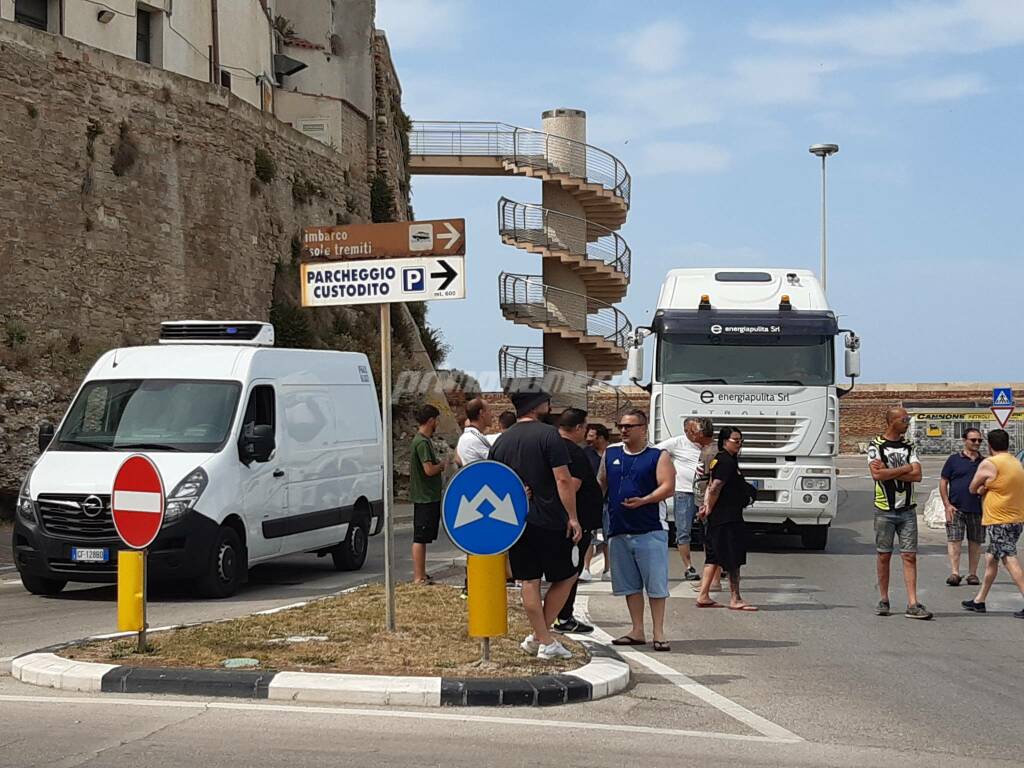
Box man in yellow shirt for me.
[963,429,1024,618]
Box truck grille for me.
[696,414,805,452]
[37,494,116,540]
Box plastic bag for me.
[922,488,946,530]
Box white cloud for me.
[892,72,989,102]
[728,57,844,104]
[636,142,731,175]
[750,0,1024,58]
[375,0,464,51]
[619,21,689,74]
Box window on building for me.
[136,7,152,63]
[219,69,233,91]
[14,0,48,31]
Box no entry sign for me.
[112,455,166,549]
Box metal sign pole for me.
[381,303,396,632]
[139,549,148,653]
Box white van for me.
[12,321,384,598]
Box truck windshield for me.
[657,338,834,386]
[54,379,242,453]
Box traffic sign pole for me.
[467,553,508,662]
[381,303,396,632]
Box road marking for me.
[0,695,799,744]
[575,597,804,743]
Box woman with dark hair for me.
[695,427,758,610]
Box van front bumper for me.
[12,513,219,585]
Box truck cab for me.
[629,269,860,550]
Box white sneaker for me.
[579,569,593,582]
[520,634,539,655]
[601,571,612,581]
[537,640,572,660]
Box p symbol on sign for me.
[403,267,425,292]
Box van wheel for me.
[332,519,368,571]
[197,526,245,598]
[20,572,67,596]
[801,525,829,551]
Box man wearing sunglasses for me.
[868,407,932,620]
[939,428,985,587]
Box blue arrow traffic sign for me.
[993,387,1014,406]
[442,460,528,556]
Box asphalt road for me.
[3,457,1023,767]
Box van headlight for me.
[165,468,208,523]
[800,477,831,491]
[17,472,37,524]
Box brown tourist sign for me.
[302,219,466,260]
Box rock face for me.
[0,21,430,514]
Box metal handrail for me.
[498,346,633,421]
[410,121,631,207]
[498,272,631,349]
[497,198,631,281]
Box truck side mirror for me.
[38,422,55,454]
[844,347,861,380]
[239,423,275,464]
[627,345,644,383]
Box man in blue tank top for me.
[598,409,676,651]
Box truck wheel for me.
[197,526,245,598]
[20,572,67,596]
[332,519,368,571]
[801,525,829,551]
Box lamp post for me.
[809,143,839,293]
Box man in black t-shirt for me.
[489,382,583,661]
[552,408,603,634]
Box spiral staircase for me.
[409,112,633,420]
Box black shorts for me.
[413,501,441,544]
[705,521,747,572]
[508,522,577,583]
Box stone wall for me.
[371,31,411,220]
[0,21,374,510]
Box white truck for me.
[628,269,860,550]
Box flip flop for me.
[729,604,759,612]
[612,635,647,646]
[652,641,671,652]
[695,600,724,608]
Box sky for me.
[375,0,1024,385]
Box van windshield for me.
[54,380,242,453]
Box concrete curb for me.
[10,639,629,707]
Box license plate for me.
[71,547,109,563]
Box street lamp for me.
[809,143,839,293]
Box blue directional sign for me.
[993,388,1014,406]
[442,460,528,556]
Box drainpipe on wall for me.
[210,0,220,85]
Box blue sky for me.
[376,0,1024,385]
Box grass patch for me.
[63,584,585,678]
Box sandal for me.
[695,600,724,608]
[611,635,646,646]
[966,575,980,586]
[652,640,671,652]
[946,574,962,587]
[729,604,759,612]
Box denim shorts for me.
[874,507,918,554]
[674,492,697,545]
[986,523,1023,559]
[609,529,670,598]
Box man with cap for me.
[489,379,583,661]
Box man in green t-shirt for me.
[410,404,447,584]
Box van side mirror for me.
[239,423,275,464]
[844,347,861,379]
[38,422,55,454]
[627,345,644,383]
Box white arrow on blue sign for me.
[442,460,528,556]
[993,388,1014,406]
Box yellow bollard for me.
[117,550,145,632]
[466,553,508,639]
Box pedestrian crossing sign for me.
[993,388,1014,406]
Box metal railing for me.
[498,346,633,421]
[498,272,631,349]
[497,198,631,281]
[410,121,631,207]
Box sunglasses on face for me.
[729,437,744,444]
[617,423,646,431]
[966,438,982,443]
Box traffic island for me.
[11,584,630,706]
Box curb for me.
[10,639,629,707]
